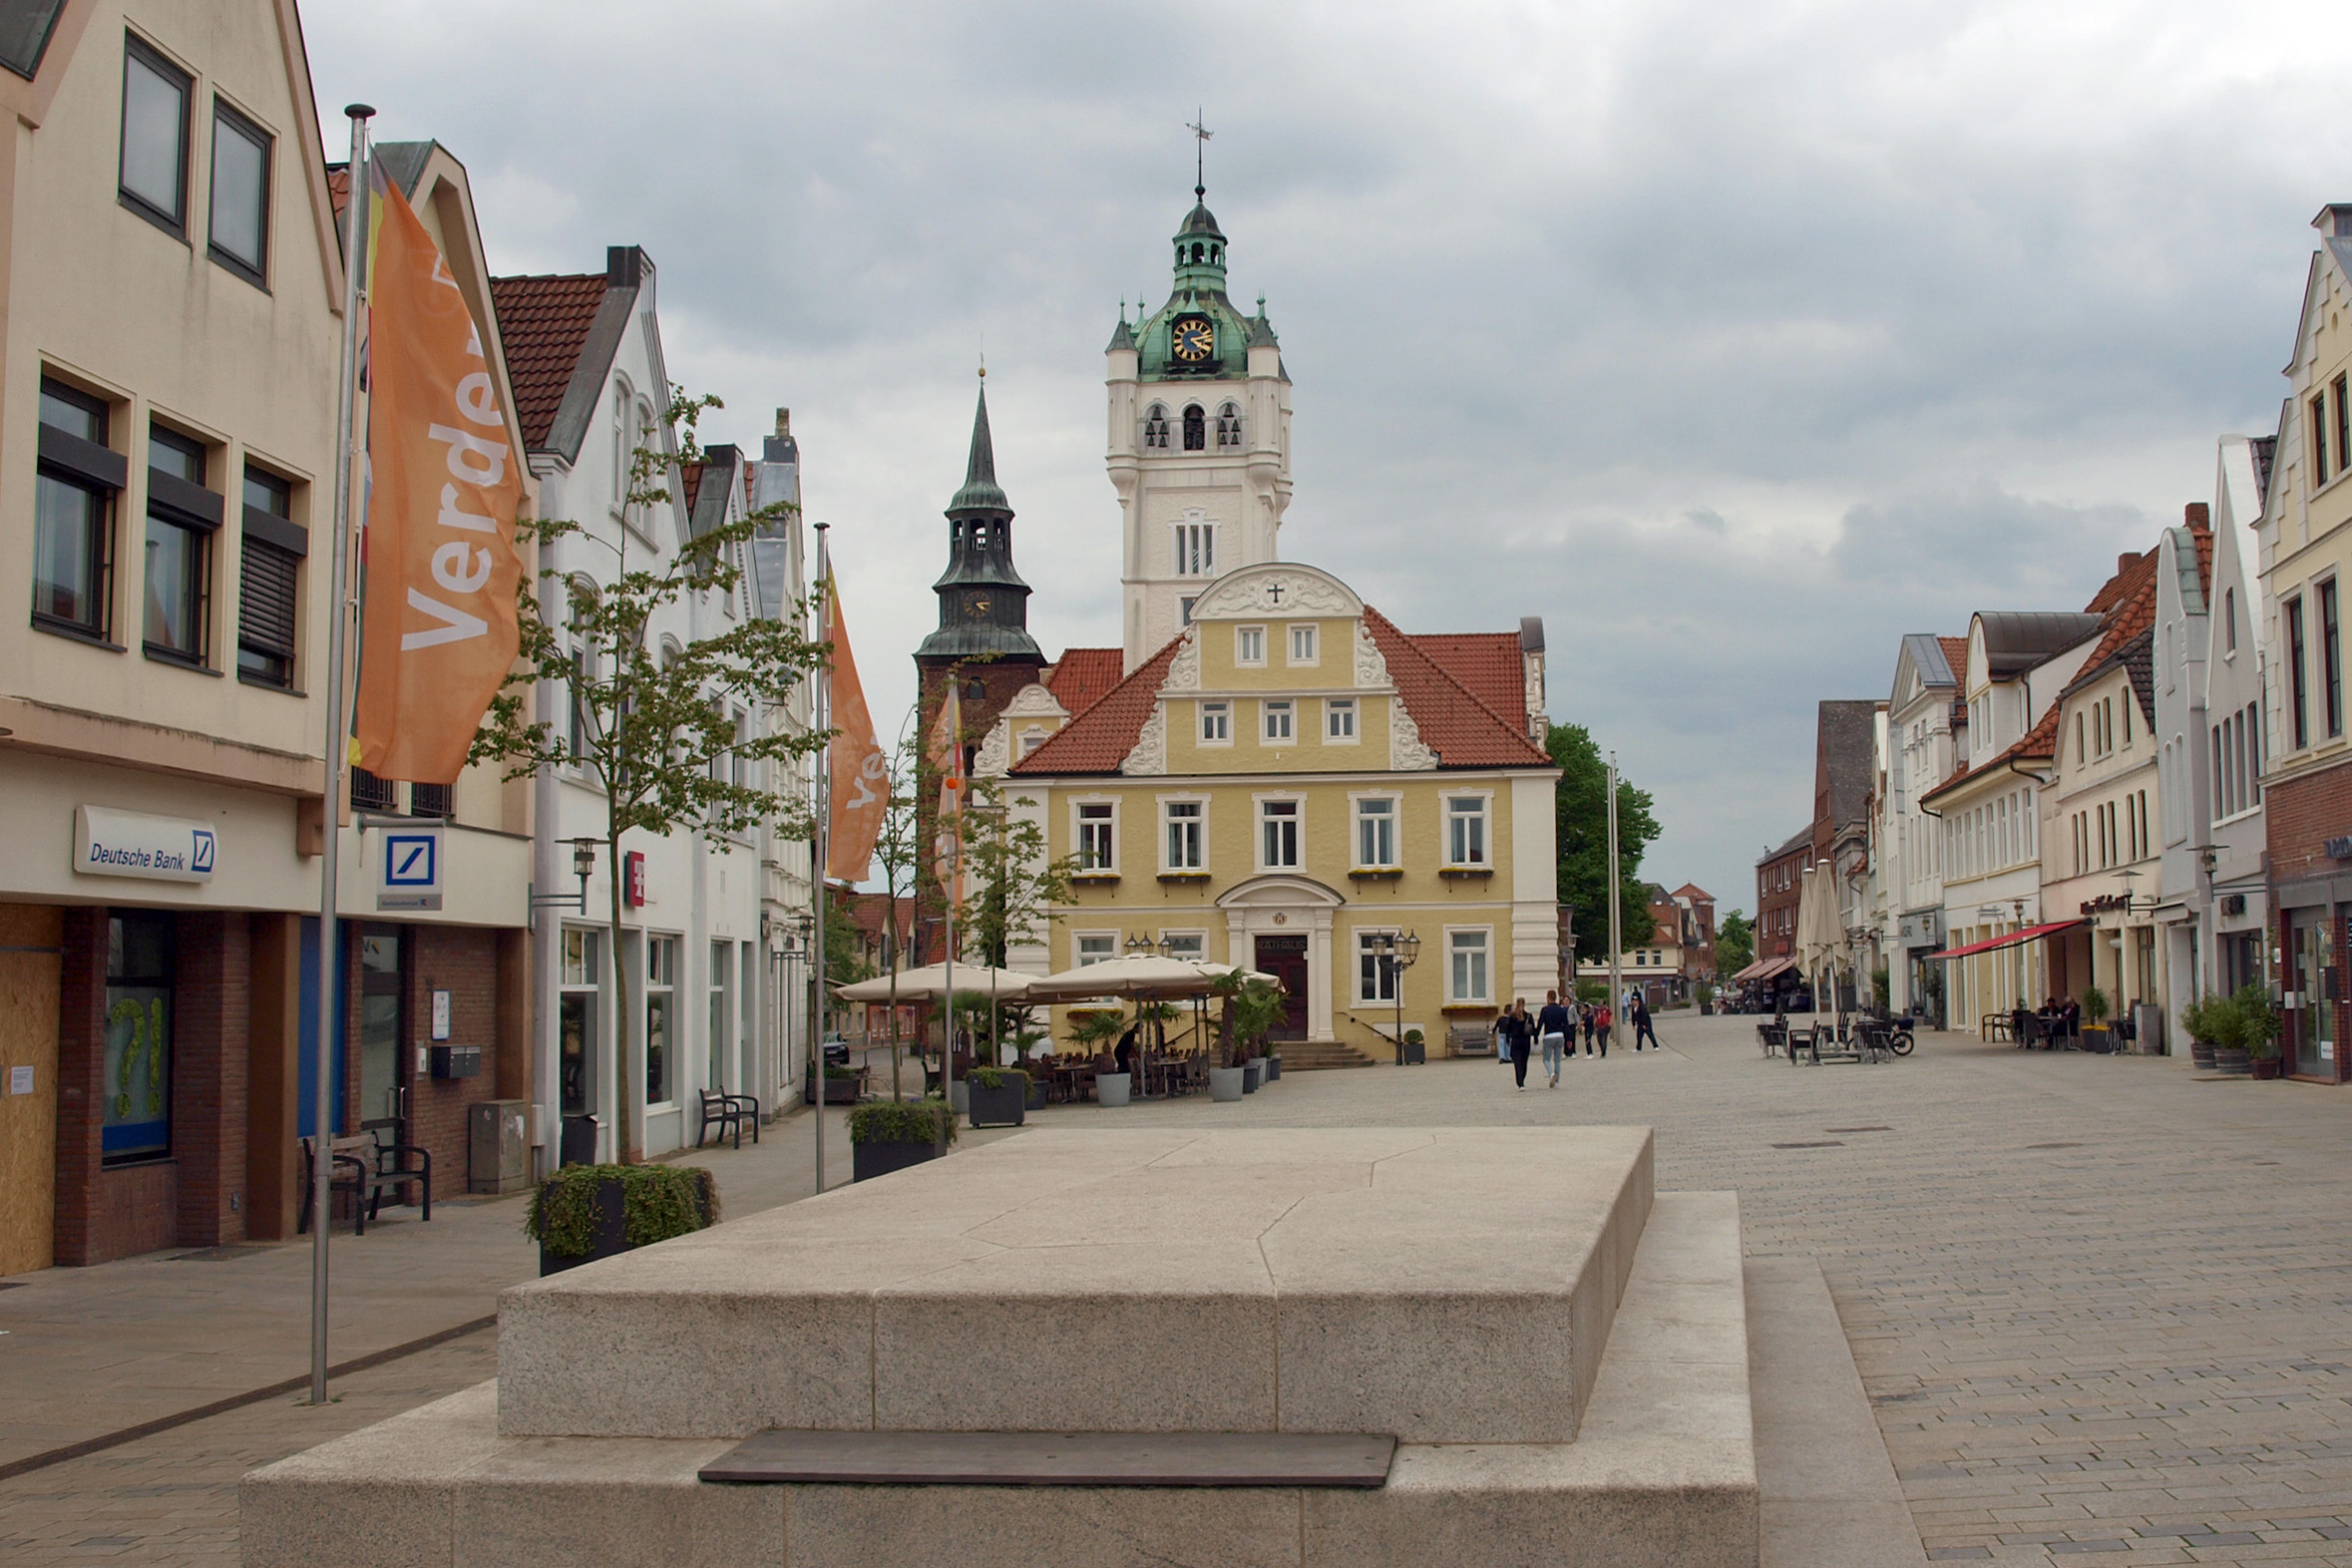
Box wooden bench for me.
[297,1129,431,1236]
[696,1088,762,1150]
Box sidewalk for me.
[0,1099,863,1472]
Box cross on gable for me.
[1266,581,1286,604]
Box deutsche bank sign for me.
[376,825,444,912]
[75,805,217,883]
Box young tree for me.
[472,390,829,1164]
[867,737,924,1099]
[1715,910,1755,980]
[960,775,1078,970]
[1545,721,1661,965]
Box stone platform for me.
[242,1128,1756,1567]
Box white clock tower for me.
[1105,186,1294,672]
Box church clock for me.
[1170,315,1214,363]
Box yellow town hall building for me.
[923,184,1561,1059]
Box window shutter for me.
[237,535,297,661]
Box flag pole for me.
[312,103,373,1408]
[812,524,831,1196]
[1607,750,1623,1036]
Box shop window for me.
[103,910,173,1164]
[646,935,677,1107]
[560,929,598,1117]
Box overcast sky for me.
[308,0,2347,913]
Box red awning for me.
[1923,919,2086,961]
[1730,956,1795,983]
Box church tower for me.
[1106,183,1294,672]
[916,378,1047,752]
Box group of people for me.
[1494,988,1663,1088]
[2015,995,2082,1048]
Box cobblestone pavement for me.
[6,1017,2350,1565]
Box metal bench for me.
[696,1087,762,1149]
[298,1127,431,1236]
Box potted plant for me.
[2181,992,2220,1071]
[849,1096,957,1182]
[525,1162,718,1277]
[2238,983,2282,1079]
[1210,975,1284,1101]
[1401,1026,1426,1065]
[1065,1006,1129,1104]
[1696,982,1716,1016]
[2080,986,2112,1053]
[804,1060,861,1104]
[966,1066,1029,1127]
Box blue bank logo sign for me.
[75,805,217,883]
[376,825,444,912]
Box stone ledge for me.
[241,1189,1752,1568]
[497,1127,1654,1445]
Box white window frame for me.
[1235,624,1266,666]
[644,933,680,1109]
[1325,697,1358,741]
[1162,796,1207,872]
[1199,700,1231,745]
[1073,797,1118,873]
[1446,927,1492,1004]
[1258,795,1303,871]
[1172,518,1215,577]
[1353,793,1398,869]
[1444,791,1493,868]
[1262,699,1294,744]
[1161,931,1207,960]
[1357,928,1401,1003]
[1288,623,1319,665]
[1074,931,1118,968]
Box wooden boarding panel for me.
[700,1429,1395,1488]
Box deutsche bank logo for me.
[191,829,215,874]
[385,834,437,886]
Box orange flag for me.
[824,575,888,882]
[926,682,965,905]
[354,166,526,784]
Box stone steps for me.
[1275,1041,1378,1069]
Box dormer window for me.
[1143,405,1169,450]
[1216,403,1241,448]
[1182,404,1206,451]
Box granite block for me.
[783,1482,1303,1568]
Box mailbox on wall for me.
[430,1044,483,1080]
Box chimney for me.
[2314,204,2352,238]
[2184,502,2209,530]
[775,408,791,438]
[2119,552,2140,578]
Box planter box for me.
[2251,1056,2283,1080]
[853,1139,942,1183]
[2189,1040,2216,1070]
[804,1076,860,1105]
[968,1081,1026,1128]
[1265,1056,1282,1080]
[2213,1046,2252,1077]
[1208,1066,1245,1102]
[1402,1037,1426,1065]
[1242,1060,1263,1093]
[538,1177,627,1277]
[1024,1076,1050,1111]
[1095,1071,1131,1107]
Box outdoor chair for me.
[696,1087,759,1149]
[298,1128,431,1236]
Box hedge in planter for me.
[967,1066,1028,1127]
[805,1062,862,1104]
[525,1162,719,1276]
[849,1097,958,1182]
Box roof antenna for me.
[1186,110,1212,199]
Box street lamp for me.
[1370,931,1421,1064]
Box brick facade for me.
[2265,759,2352,1084]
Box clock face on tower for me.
[965,595,991,618]
[1170,315,1214,363]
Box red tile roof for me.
[680,462,703,515]
[488,272,608,450]
[1408,631,1526,730]
[1937,635,1970,684]
[327,164,351,224]
[1672,883,1715,902]
[1364,607,1551,767]
[1044,647,1124,720]
[1013,638,1185,773]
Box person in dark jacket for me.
[1632,993,1661,1051]
[1580,999,1597,1055]
[1501,1000,1535,1089]
[1537,990,1573,1086]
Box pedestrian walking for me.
[1502,999,1535,1089]
[1633,992,1661,1052]
[1593,1000,1612,1057]
[1580,998,1597,1055]
[1537,989,1572,1086]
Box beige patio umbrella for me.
[1024,957,1279,1079]
[1794,863,1842,1021]
[834,964,1032,1002]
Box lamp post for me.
[1371,931,1421,1064]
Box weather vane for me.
[1186,110,1212,198]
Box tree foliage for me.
[1715,910,1755,980]
[471,389,830,1162]
[959,775,1079,970]
[1545,722,1661,964]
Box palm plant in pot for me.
[2180,991,2221,1071]
[2080,985,2112,1052]
[848,1096,957,1182]
[2237,982,2282,1079]
[1065,1005,1129,1104]
[1211,974,1285,1101]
